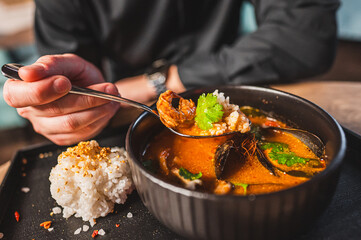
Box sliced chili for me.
[92,230,98,238]
[14,211,20,222]
[40,221,52,229]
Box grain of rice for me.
[52,207,61,214]
[98,229,106,236]
[127,212,133,218]
[74,228,81,235]
[83,225,89,232]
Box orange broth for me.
[143,112,325,195]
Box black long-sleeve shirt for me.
[34,0,339,88]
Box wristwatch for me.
[146,59,169,96]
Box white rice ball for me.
[49,140,134,225]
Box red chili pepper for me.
[92,230,98,238]
[14,211,20,222]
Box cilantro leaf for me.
[259,141,310,167]
[179,167,202,180]
[195,93,224,130]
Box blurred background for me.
[0,0,360,165]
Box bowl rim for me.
[126,85,347,200]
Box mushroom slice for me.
[171,168,202,190]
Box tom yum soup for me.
[142,90,326,195]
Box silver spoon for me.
[2,63,236,139]
[1,63,326,152]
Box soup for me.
[142,106,326,195]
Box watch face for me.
[149,72,166,84]
[146,59,169,95]
[147,72,167,95]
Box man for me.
[3,0,339,145]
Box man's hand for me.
[3,54,120,145]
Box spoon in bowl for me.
[1,63,326,153]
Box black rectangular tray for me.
[0,126,360,240]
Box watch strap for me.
[146,59,169,95]
[147,71,168,95]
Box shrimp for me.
[156,90,196,129]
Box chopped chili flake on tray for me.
[92,230,98,238]
[14,211,20,222]
[40,221,52,229]
[115,224,120,227]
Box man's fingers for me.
[45,117,111,146]
[29,83,120,117]
[30,102,119,135]
[3,76,71,108]
[18,54,104,86]
[17,64,46,81]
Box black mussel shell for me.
[255,144,278,176]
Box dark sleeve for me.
[177,0,340,88]
[34,0,102,69]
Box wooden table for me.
[1,81,360,184]
[272,81,361,135]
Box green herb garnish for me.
[195,93,224,130]
[179,167,202,180]
[233,182,249,195]
[259,142,310,167]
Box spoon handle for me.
[1,63,156,116]
[69,85,155,114]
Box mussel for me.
[255,144,278,176]
[214,126,325,179]
[214,132,258,179]
[256,128,326,178]
[256,150,325,178]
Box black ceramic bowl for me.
[126,86,346,240]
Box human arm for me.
[177,0,340,88]
[34,0,185,104]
